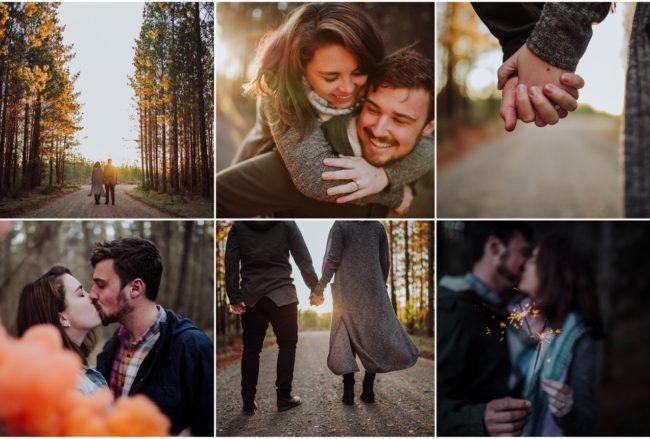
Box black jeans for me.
[105,184,115,205]
[240,297,298,403]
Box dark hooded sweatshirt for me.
[225,221,319,307]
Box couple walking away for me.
[474,3,650,217]
[217,2,435,218]
[90,158,118,205]
[15,237,214,436]
[437,223,604,436]
[225,221,419,415]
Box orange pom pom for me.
[107,395,171,436]
[21,324,64,352]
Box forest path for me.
[217,331,434,437]
[25,184,172,218]
[437,115,622,218]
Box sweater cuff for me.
[526,3,609,71]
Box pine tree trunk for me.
[193,2,210,197]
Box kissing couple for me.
[225,221,419,415]
[15,237,214,436]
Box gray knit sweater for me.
[232,97,434,209]
[526,3,610,71]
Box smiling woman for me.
[216,2,435,218]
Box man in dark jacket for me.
[437,222,534,436]
[225,221,318,415]
[90,238,213,436]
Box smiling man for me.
[90,237,214,436]
[216,47,435,218]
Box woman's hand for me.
[321,155,389,203]
[230,303,246,315]
[498,44,582,127]
[542,379,574,417]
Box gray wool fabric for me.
[313,221,419,375]
[526,3,610,71]
[625,4,650,217]
[230,97,434,209]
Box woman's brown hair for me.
[248,3,384,136]
[535,235,605,338]
[16,265,95,363]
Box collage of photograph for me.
[2,1,650,438]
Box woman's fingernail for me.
[544,84,555,93]
[529,86,540,97]
[517,84,526,94]
[561,73,570,83]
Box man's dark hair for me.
[470,222,534,263]
[371,46,435,123]
[90,237,163,301]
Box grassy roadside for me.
[0,186,79,217]
[124,186,213,218]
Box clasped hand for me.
[309,292,324,306]
[498,44,585,131]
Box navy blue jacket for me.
[97,309,214,436]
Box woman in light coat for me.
[311,221,419,405]
[90,162,104,205]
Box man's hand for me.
[322,155,389,203]
[542,379,573,418]
[230,303,246,315]
[391,185,413,216]
[498,44,583,128]
[309,293,324,306]
[484,397,531,436]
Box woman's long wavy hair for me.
[16,265,96,364]
[534,235,605,338]
[247,3,384,137]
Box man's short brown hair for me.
[371,47,435,123]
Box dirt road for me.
[25,184,172,218]
[437,115,622,218]
[216,331,434,437]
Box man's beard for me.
[496,264,520,291]
[99,288,134,326]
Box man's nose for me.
[372,116,389,138]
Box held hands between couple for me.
[498,44,585,132]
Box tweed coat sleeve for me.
[261,99,407,208]
[286,221,319,290]
[527,3,610,71]
[314,222,344,296]
[224,224,244,304]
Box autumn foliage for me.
[0,323,170,436]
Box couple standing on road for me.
[90,158,118,205]
[224,221,419,416]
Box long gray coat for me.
[314,221,419,375]
[90,167,104,196]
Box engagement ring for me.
[353,180,361,191]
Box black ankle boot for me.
[360,372,376,403]
[342,373,355,405]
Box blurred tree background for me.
[216,2,435,169]
[0,220,214,364]
[437,221,650,435]
[217,220,434,358]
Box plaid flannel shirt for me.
[109,306,166,397]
